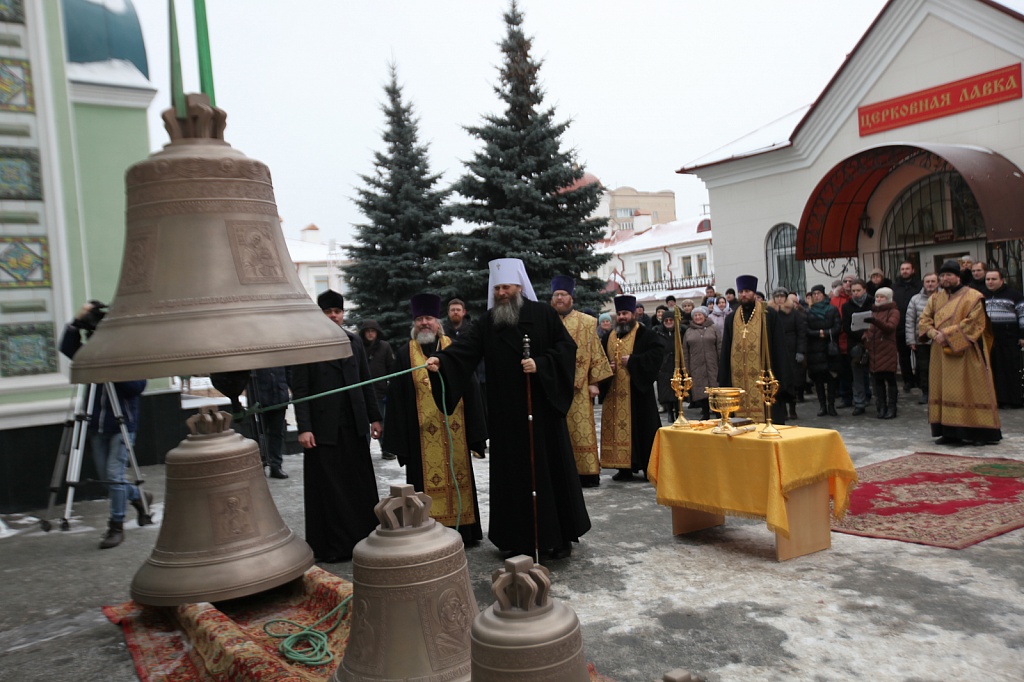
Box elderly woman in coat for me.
[864,286,900,419]
[682,306,721,420]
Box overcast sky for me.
[132,0,889,245]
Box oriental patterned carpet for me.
[831,452,1024,549]
[103,566,616,681]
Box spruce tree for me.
[446,0,610,314]
[345,64,450,342]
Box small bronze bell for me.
[335,485,476,682]
[130,406,313,605]
[471,555,589,681]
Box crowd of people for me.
[287,255,1022,563]
[69,253,1017,559]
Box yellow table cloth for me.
[648,425,858,537]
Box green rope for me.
[263,595,351,666]
[234,363,464,531]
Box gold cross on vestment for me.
[742,327,749,339]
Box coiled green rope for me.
[262,594,352,665]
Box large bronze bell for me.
[69,93,350,385]
[131,406,313,605]
[471,555,589,681]
[335,485,476,682]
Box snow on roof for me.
[680,106,808,171]
[680,1,1024,173]
[597,216,711,255]
[286,237,332,263]
[65,58,152,90]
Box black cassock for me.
[431,299,591,554]
[290,331,381,562]
[718,302,792,425]
[384,340,487,544]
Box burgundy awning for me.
[796,143,1024,260]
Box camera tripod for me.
[40,382,152,532]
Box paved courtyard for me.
[1,389,1022,681]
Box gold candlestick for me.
[756,303,782,438]
[670,307,693,429]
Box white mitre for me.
[487,258,537,309]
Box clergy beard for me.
[411,326,438,348]
[615,320,636,336]
[492,291,524,328]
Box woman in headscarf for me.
[682,306,721,420]
[654,311,679,421]
[710,295,729,334]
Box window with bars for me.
[765,223,805,294]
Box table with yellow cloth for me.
[648,425,858,560]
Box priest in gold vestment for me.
[599,295,666,482]
[717,275,791,425]
[550,276,612,488]
[383,293,486,545]
[918,260,1001,445]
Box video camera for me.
[76,300,108,332]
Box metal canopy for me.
[796,143,1024,260]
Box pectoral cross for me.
[742,327,749,339]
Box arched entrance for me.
[796,144,1024,284]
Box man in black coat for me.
[599,295,666,481]
[426,258,590,561]
[718,275,791,425]
[891,260,923,391]
[384,293,487,545]
[358,319,396,460]
[290,289,381,563]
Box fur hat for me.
[317,289,344,310]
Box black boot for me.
[788,402,798,421]
[826,382,838,416]
[883,386,898,419]
[99,520,124,549]
[131,491,154,526]
[817,399,828,417]
[874,378,887,418]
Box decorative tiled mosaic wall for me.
[0,57,33,112]
[0,322,57,376]
[0,0,24,24]
[0,236,49,287]
[0,147,41,199]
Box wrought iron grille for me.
[878,171,985,277]
[765,223,806,295]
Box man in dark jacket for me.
[358,319,395,459]
[60,302,150,549]
[290,290,381,563]
[983,267,1024,408]
[250,366,291,478]
[891,260,923,392]
[842,279,873,415]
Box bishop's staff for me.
[755,301,782,438]
[670,306,694,429]
[522,334,540,564]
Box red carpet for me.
[104,566,616,681]
[831,452,1024,549]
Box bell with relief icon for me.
[69,93,350,385]
[334,485,476,682]
[471,555,589,681]
[131,406,313,605]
